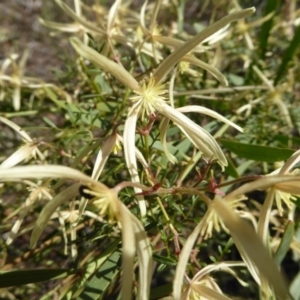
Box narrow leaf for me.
[275,24,300,84]
[76,250,121,300]
[274,221,294,265]
[219,139,294,162]
[259,0,278,59]
[63,240,120,299]
[0,269,77,288]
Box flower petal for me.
[123,112,147,216]
[213,197,290,299]
[182,54,228,86]
[30,183,80,248]
[70,37,141,92]
[157,102,227,168]
[131,212,152,300]
[92,133,118,181]
[119,202,136,300]
[0,116,32,142]
[177,105,243,132]
[154,7,255,83]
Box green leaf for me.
[150,283,172,300]
[273,134,300,147]
[153,254,177,266]
[43,117,58,128]
[62,240,120,299]
[259,0,279,59]
[0,269,77,288]
[76,250,121,300]
[219,139,294,162]
[275,24,300,84]
[224,156,239,178]
[274,220,294,265]
[227,73,244,86]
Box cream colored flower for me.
[0,165,152,300]
[71,8,255,216]
[182,262,247,300]
[200,194,248,239]
[0,117,45,168]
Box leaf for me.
[0,269,77,288]
[219,139,294,162]
[76,250,121,300]
[153,254,177,266]
[274,221,294,265]
[150,283,173,300]
[259,0,279,59]
[275,24,300,84]
[62,240,120,299]
[224,156,239,178]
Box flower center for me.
[131,75,167,120]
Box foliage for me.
[0,0,300,299]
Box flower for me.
[70,8,255,215]
[172,192,290,300]
[256,150,300,246]
[0,117,45,168]
[0,165,152,300]
[182,262,247,300]
[200,194,248,239]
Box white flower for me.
[0,165,152,300]
[0,117,45,168]
[70,7,256,216]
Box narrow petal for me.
[119,202,136,300]
[194,262,248,288]
[139,0,149,34]
[117,134,149,169]
[159,117,178,164]
[182,54,228,86]
[91,133,118,181]
[70,37,141,92]
[0,165,108,190]
[157,102,227,168]
[0,144,36,168]
[123,112,147,216]
[131,212,153,300]
[107,0,122,33]
[149,0,162,33]
[30,183,80,248]
[154,7,256,83]
[224,175,300,201]
[0,116,32,142]
[274,181,300,194]
[39,18,81,32]
[213,197,290,300]
[173,219,205,300]
[13,86,21,111]
[54,0,105,35]
[257,188,276,244]
[279,149,300,174]
[177,105,243,132]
